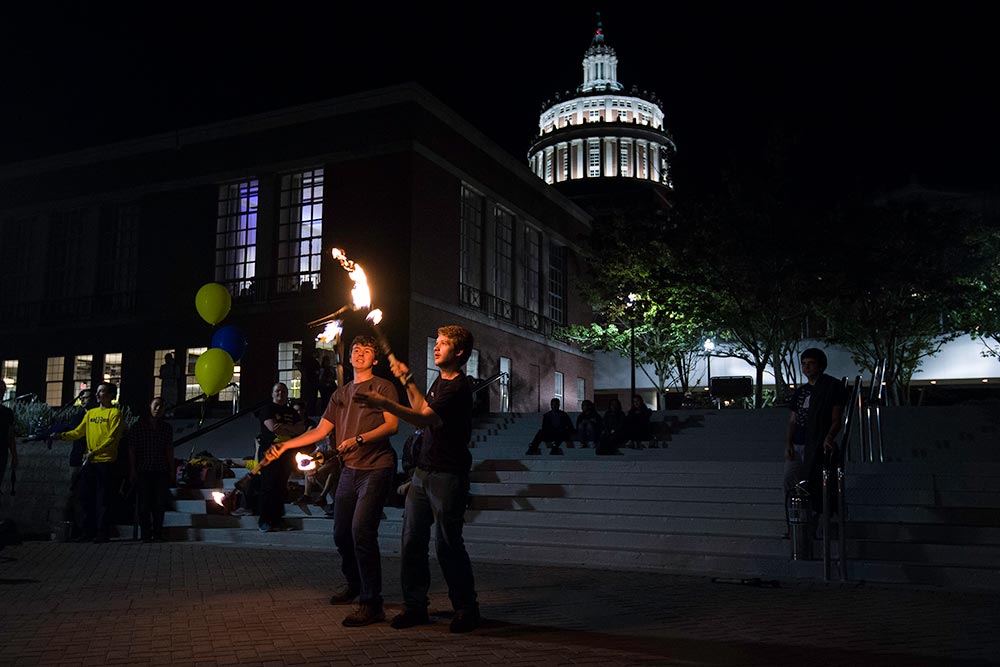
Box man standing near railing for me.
[785,348,848,531]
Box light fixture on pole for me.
[703,338,715,394]
[627,293,638,401]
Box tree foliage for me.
[564,133,999,408]
[820,198,999,403]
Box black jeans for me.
[79,462,114,539]
[334,466,393,607]
[136,470,170,539]
[400,467,478,613]
[259,450,293,528]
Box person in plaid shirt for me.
[127,397,174,542]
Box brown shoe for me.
[342,603,385,627]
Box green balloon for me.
[195,348,234,396]
[195,283,232,325]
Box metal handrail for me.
[173,398,269,458]
[823,374,862,582]
[472,371,509,395]
[1,393,38,404]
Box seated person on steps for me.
[525,398,575,455]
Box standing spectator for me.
[575,400,603,449]
[597,397,626,455]
[524,398,575,455]
[158,353,180,410]
[263,335,399,626]
[0,380,17,504]
[356,324,481,633]
[60,389,94,538]
[318,354,337,411]
[54,383,123,543]
[297,351,320,415]
[624,394,652,448]
[127,396,174,542]
[256,382,306,532]
[785,348,848,519]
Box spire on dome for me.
[592,12,605,46]
[579,12,622,92]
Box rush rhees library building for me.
[0,85,594,414]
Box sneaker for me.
[329,585,360,605]
[231,508,251,517]
[449,609,481,633]
[258,523,271,533]
[342,604,385,627]
[390,608,431,629]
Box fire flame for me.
[366,309,383,326]
[295,452,317,471]
[330,247,371,310]
[317,319,343,344]
[212,491,225,506]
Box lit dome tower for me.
[528,17,675,190]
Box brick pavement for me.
[0,541,996,666]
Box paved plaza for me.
[0,541,996,666]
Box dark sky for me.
[2,2,996,196]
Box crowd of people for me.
[12,321,846,635]
[525,393,654,456]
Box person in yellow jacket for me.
[55,383,123,543]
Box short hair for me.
[800,348,828,372]
[350,335,379,355]
[98,382,118,397]
[439,325,474,366]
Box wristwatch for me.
[355,434,364,445]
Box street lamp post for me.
[627,293,638,401]
[703,338,715,398]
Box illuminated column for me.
[603,136,615,177]
[572,139,584,180]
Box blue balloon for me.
[211,325,248,362]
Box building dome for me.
[528,18,675,189]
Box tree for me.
[561,207,709,405]
[558,298,706,404]
[821,198,997,403]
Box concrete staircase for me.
[148,408,1000,589]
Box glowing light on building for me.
[528,15,676,188]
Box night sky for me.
[2,2,996,197]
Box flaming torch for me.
[365,309,401,368]
[307,248,372,328]
[295,451,323,472]
[211,491,226,507]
